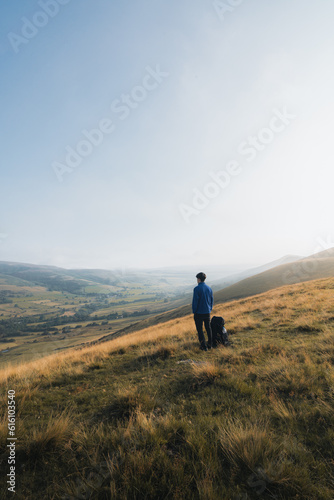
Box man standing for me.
[192,272,214,351]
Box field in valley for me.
[0,265,192,366]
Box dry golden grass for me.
[0,277,334,499]
[217,418,273,469]
[0,316,197,389]
[30,409,75,451]
[1,276,334,389]
[269,391,297,419]
[191,360,224,383]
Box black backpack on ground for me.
[210,316,229,346]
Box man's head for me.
[196,272,206,283]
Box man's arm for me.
[210,287,214,310]
[192,287,199,314]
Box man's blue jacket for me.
[192,282,214,314]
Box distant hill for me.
[0,261,191,296]
[0,256,304,299]
[214,247,334,303]
[210,254,303,291]
[0,261,94,294]
[0,261,214,297]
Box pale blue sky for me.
[1,0,334,270]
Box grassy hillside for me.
[0,277,333,499]
[214,248,334,303]
[104,248,334,340]
[210,254,303,291]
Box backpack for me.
[210,316,229,346]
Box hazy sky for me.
[1,0,334,270]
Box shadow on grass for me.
[91,392,155,424]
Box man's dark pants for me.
[194,313,212,347]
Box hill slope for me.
[1,277,333,499]
[214,247,334,302]
[210,254,303,291]
[102,248,334,340]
